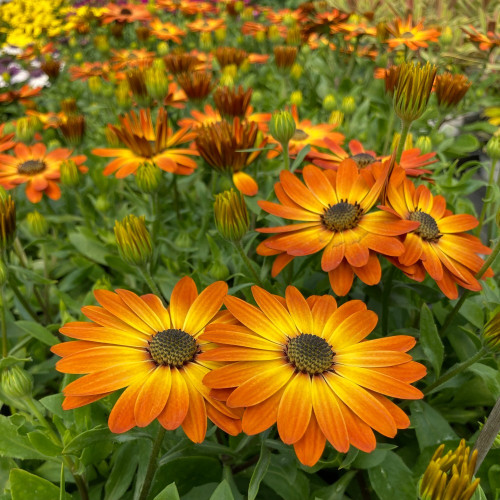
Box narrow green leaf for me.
[291,144,311,172]
[248,443,271,500]
[16,321,58,347]
[410,401,457,450]
[0,356,31,370]
[420,304,444,377]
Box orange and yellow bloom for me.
[201,286,425,466]
[52,278,242,440]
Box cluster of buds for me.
[434,73,471,109]
[274,46,298,70]
[214,85,252,118]
[214,189,250,242]
[114,214,152,267]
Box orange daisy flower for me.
[92,108,198,178]
[257,161,418,295]
[267,105,344,159]
[462,25,500,51]
[52,278,242,440]
[187,18,226,33]
[200,286,425,466]
[101,3,151,24]
[163,82,188,109]
[0,143,87,203]
[386,16,440,50]
[110,49,155,71]
[150,18,186,44]
[0,85,42,107]
[384,171,493,299]
[0,124,15,153]
[69,62,113,81]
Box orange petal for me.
[285,286,313,334]
[233,171,258,196]
[322,301,367,343]
[280,169,325,213]
[170,276,198,329]
[199,346,283,361]
[63,393,111,411]
[327,310,378,349]
[328,260,354,296]
[242,386,285,435]
[203,360,279,389]
[158,367,189,430]
[115,289,164,332]
[140,294,171,330]
[181,375,207,443]
[108,380,145,433]
[293,414,326,467]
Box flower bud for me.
[93,34,109,52]
[415,136,432,154]
[328,110,344,126]
[392,131,413,152]
[1,365,33,400]
[16,117,35,143]
[440,26,453,46]
[255,31,266,43]
[61,98,78,115]
[174,231,192,249]
[135,162,162,193]
[290,90,303,106]
[60,160,80,188]
[145,65,169,101]
[157,42,169,56]
[290,62,303,80]
[485,135,500,160]
[214,189,250,242]
[215,27,227,42]
[209,261,230,280]
[114,215,153,267]
[268,25,281,42]
[26,210,48,238]
[341,96,356,115]
[0,260,7,286]
[483,311,500,352]
[219,73,234,88]
[60,115,85,146]
[0,195,16,251]
[93,274,113,291]
[200,32,212,50]
[322,94,336,111]
[116,81,131,107]
[269,110,296,145]
[222,64,238,80]
[88,75,102,94]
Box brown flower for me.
[60,116,85,145]
[215,47,248,68]
[274,46,298,69]
[126,68,148,100]
[177,71,214,100]
[213,85,252,118]
[434,73,471,108]
[163,52,200,75]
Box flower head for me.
[386,16,440,50]
[434,73,471,109]
[215,46,248,68]
[163,52,200,75]
[213,85,252,118]
[177,71,214,101]
[200,286,425,466]
[214,189,250,242]
[114,214,152,267]
[273,46,298,69]
[52,278,241,440]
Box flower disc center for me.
[409,210,441,241]
[322,201,362,231]
[402,31,414,38]
[120,8,132,15]
[18,159,46,175]
[350,153,376,168]
[292,129,309,141]
[149,329,198,367]
[286,333,334,375]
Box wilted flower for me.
[114,214,152,267]
[214,189,250,242]
[434,73,471,109]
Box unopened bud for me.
[328,110,344,126]
[322,94,336,111]
[290,63,303,80]
[26,210,48,237]
[289,90,303,106]
[1,365,33,400]
[486,135,500,160]
[0,195,16,250]
[88,76,102,94]
[214,189,250,242]
[60,160,80,188]
[16,117,35,142]
[135,162,162,193]
[269,110,296,145]
[341,96,356,114]
[415,136,432,154]
[114,214,153,267]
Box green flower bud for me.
[157,42,169,56]
[322,94,336,111]
[328,110,344,126]
[145,65,169,101]
[26,210,48,238]
[269,110,296,145]
[214,189,250,242]
[209,261,230,280]
[415,136,432,154]
[136,162,162,193]
[341,96,356,115]
[0,195,16,251]
[289,90,303,106]
[485,135,500,160]
[60,160,80,188]
[88,76,102,94]
[16,117,35,142]
[96,194,111,212]
[290,63,303,80]
[1,365,33,400]
[114,214,152,267]
[440,26,453,46]
[483,311,500,352]
[92,274,113,292]
[174,231,192,249]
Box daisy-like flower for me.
[462,25,500,51]
[257,161,419,295]
[176,71,214,101]
[163,52,201,75]
[187,18,226,33]
[215,47,248,68]
[0,143,87,203]
[267,105,344,159]
[101,3,151,24]
[0,85,41,106]
[92,108,198,178]
[69,61,112,81]
[149,18,186,44]
[386,16,440,50]
[110,49,155,71]
[385,172,493,299]
[52,278,242,440]
[200,285,425,466]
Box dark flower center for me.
[292,129,309,141]
[321,200,363,231]
[18,159,46,175]
[402,31,414,38]
[286,333,334,375]
[409,210,441,241]
[350,152,376,168]
[148,329,198,367]
[120,8,132,15]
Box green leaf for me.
[153,482,181,500]
[467,363,500,399]
[444,133,480,156]
[39,394,65,420]
[9,265,56,285]
[367,451,417,500]
[291,145,311,172]
[419,304,444,377]
[68,230,110,265]
[28,431,62,457]
[352,444,396,469]
[248,443,271,500]
[16,321,59,347]
[63,427,113,455]
[313,470,357,500]
[0,415,49,460]
[0,457,17,492]
[264,455,309,500]
[105,441,140,500]
[410,401,457,450]
[209,481,235,500]
[9,469,69,500]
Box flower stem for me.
[423,347,487,396]
[8,275,39,322]
[1,285,7,357]
[395,120,412,163]
[477,159,497,237]
[138,426,166,500]
[440,238,500,337]
[473,396,500,473]
[140,267,163,298]
[282,142,290,171]
[382,111,396,155]
[381,266,396,335]
[235,241,263,287]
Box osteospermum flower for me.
[386,16,440,50]
[92,108,198,178]
[52,278,241,440]
[149,18,186,44]
[257,161,419,295]
[101,3,151,24]
[385,171,493,299]
[200,286,425,466]
[0,143,87,203]
[462,25,500,51]
[0,85,41,106]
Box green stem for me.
[395,120,412,163]
[1,285,7,357]
[423,348,487,396]
[282,141,290,171]
[382,111,396,155]
[235,241,263,287]
[473,396,500,473]
[477,159,497,236]
[381,266,396,335]
[151,191,161,248]
[140,267,163,298]
[172,175,180,222]
[440,238,500,337]
[8,276,39,322]
[40,244,52,323]
[138,426,166,500]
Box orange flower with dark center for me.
[462,25,500,51]
[384,171,493,299]
[187,18,226,33]
[215,47,248,68]
[257,161,419,295]
[0,143,87,203]
[110,49,155,71]
[69,62,112,81]
[52,278,242,440]
[273,45,298,69]
[149,18,186,44]
[0,85,41,106]
[101,3,151,24]
[92,108,198,178]
[195,118,266,196]
[200,285,425,466]
[302,9,349,36]
[386,16,440,50]
[434,73,471,109]
[163,52,200,75]
[177,71,214,100]
[213,85,252,118]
